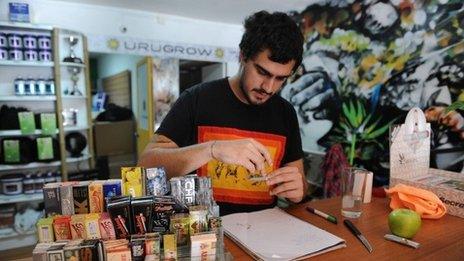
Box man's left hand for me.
[266,166,305,203]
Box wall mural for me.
[282,0,464,185]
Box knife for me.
[343,219,373,253]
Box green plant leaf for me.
[445,101,464,113]
[365,119,397,139]
[356,100,364,126]
[346,101,358,127]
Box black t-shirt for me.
[156,78,303,215]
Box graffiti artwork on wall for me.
[282,0,464,182]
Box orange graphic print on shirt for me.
[198,126,286,205]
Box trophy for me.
[63,36,83,63]
[64,66,83,96]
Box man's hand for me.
[425,106,464,139]
[212,138,273,174]
[266,166,305,203]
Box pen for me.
[305,207,338,224]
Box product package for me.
[47,244,65,261]
[131,196,153,234]
[170,175,196,207]
[189,205,208,235]
[84,213,101,239]
[70,214,87,240]
[151,196,176,233]
[63,240,83,261]
[18,111,36,134]
[170,213,190,246]
[43,184,62,217]
[145,167,168,196]
[144,232,161,261]
[59,184,75,216]
[2,139,20,163]
[163,233,177,260]
[99,212,116,240]
[107,196,132,239]
[89,181,104,213]
[37,217,55,243]
[73,182,89,214]
[102,239,131,261]
[40,113,57,135]
[121,167,145,197]
[79,239,101,261]
[190,232,217,260]
[130,234,146,261]
[53,215,72,241]
[36,137,54,161]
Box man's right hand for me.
[211,138,273,174]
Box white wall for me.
[0,0,243,48]
[96,53,143,114]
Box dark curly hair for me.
[239,11,304,71]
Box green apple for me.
[388,209,422,239]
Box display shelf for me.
[0,193,43,205]
[60,62,86,68]
[62,95,87,99]
[66,154,92,163]
[0,60,54,67]
[64,125,89,132]
[0,95,56,101]
[0,230,37,251]
[0,161,61,171]
[0,129,58,137]
[0,21,53,31]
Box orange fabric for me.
[385,184,447,219]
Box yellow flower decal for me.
[107,39,119,50]
[215,48,224,58]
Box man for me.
[139,11,307,215]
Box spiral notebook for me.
[223,207,346,261]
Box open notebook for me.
[223,207,346,260]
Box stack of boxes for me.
[34,167,222,260]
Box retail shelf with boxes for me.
[0,22,95,251]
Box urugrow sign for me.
[88,35,238,62]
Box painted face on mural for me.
[239,49,295,105]
[364,2,398,35]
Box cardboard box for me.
[93,120,135,156]
[390,168,464,218]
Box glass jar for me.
[22,34,37,49]
[44,171,56,184]
[7,33,22,48]
[0,47,7,60]
[33,173,45,193]
[14,77,25,95]
[45,79,55,95]
[8,48,23,61]
[23,174,35,194]
[24,78,36,95]
[36,78,46,95]
[24,49,38,61]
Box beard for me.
[239,76,274,106]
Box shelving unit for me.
[0,193,43,204]
[0,60,54,67]
[0,23,95,250]
[0,95,56,101]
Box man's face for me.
[240,49,295,105]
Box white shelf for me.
[60,62,86,68]
[0,21,53,31]
[0,229,37,251]
[0,193,43,204]
[0,95,56,101]
[66,154,91,163]
[62,95,87,99]
[0,60,54,67]
[0,129,58,137]
[0,161,61,171]
[64,125,89,132]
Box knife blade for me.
[343,219,373,253]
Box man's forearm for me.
[138,141,214,178]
